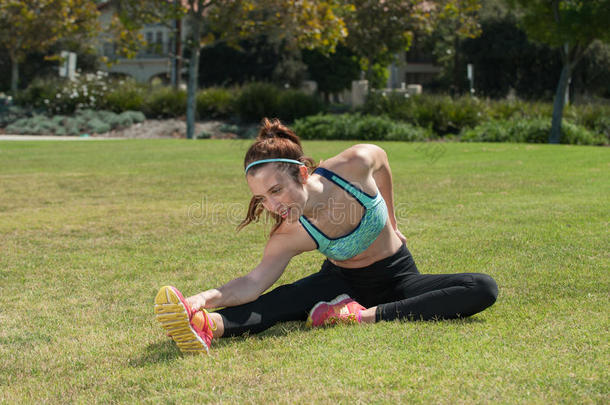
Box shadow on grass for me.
[131,318,485,365]
[210,321,308,349]
[130,322,308,366]
[129,340,183,367]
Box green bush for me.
[14,77,62,111]
[87,118,111,134]
[568,103,610,141]
[4,109,141,135]
[363,92,486,136]
[234,82,280,123]
[6,115,57,135]
[460,118,606,145]
[142,87,186,118]
[0,105,30,127]
[102,79,146,112]
[121,110,146,124]
[293,114,431,141]
[486,99,552,120]
[196,87,236,119]
[276,90,324,122]
[593,116,610,143]
[364,92,609,141]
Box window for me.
[156,31,164,54]
[146,32,153,53]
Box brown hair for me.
[237,118,317,236]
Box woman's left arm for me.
[355,144,406,244]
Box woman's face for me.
[246,164,307,222]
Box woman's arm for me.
[186,233,300,311]
[352,144,407,244]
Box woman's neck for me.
[302,174,328,219]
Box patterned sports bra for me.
[299,167,388,261]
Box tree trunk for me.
[10,55,19,95]
[186,16,201,140]
[171,16,178,89]
[550,62,571,144]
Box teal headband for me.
[245,158,304,174]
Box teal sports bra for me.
[299,167,388,261]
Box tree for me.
[428,0,482,93]
[180,0,348,138]
[508,0,610,143]
[342,0,482,88]
[103,0,185,86]
[459,14,562,99]
[303,45,361,98]
[0,0,99,94]
[342,0,429,85]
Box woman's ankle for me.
[360,307,377,324]
[210,312,224,338]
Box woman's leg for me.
[213,264,356,337]
[365,272,498,322]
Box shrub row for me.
[460,118,606,146]
[364,91,610,138]
[14,77,323,123]
[234,82,324,122]
[363,92,486,135]
[0,105,31,127]
[5,109,145,135]
[293,114,432,141]
[292,113,605,146]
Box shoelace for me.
[193,308,218,333]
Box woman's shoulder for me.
[321,144,385,177]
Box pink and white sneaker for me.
[154,285,216,354]
[306,294,366,327]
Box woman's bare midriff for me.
[327,223,404,268]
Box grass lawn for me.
[0,139,608,403]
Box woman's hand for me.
[185,292,207,312]
[395,228,407,245]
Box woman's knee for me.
[472,273,498,308]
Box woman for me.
[154,118,498,354]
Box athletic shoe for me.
[306,294,366,327]
[154,285,216,354]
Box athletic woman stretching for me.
[154,118,498,354]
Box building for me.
[387,42,442,91]
[96,1,185,83]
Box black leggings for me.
[217,244,498,337]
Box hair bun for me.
[257,118,302,147]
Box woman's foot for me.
[306,294,366,327]
[154,286,216,354]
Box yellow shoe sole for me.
[154,286,210,355]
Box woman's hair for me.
[238,117,317,236]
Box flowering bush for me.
[15,71,112,114]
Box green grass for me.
[0,139,608,403]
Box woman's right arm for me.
[186,234,301,311]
